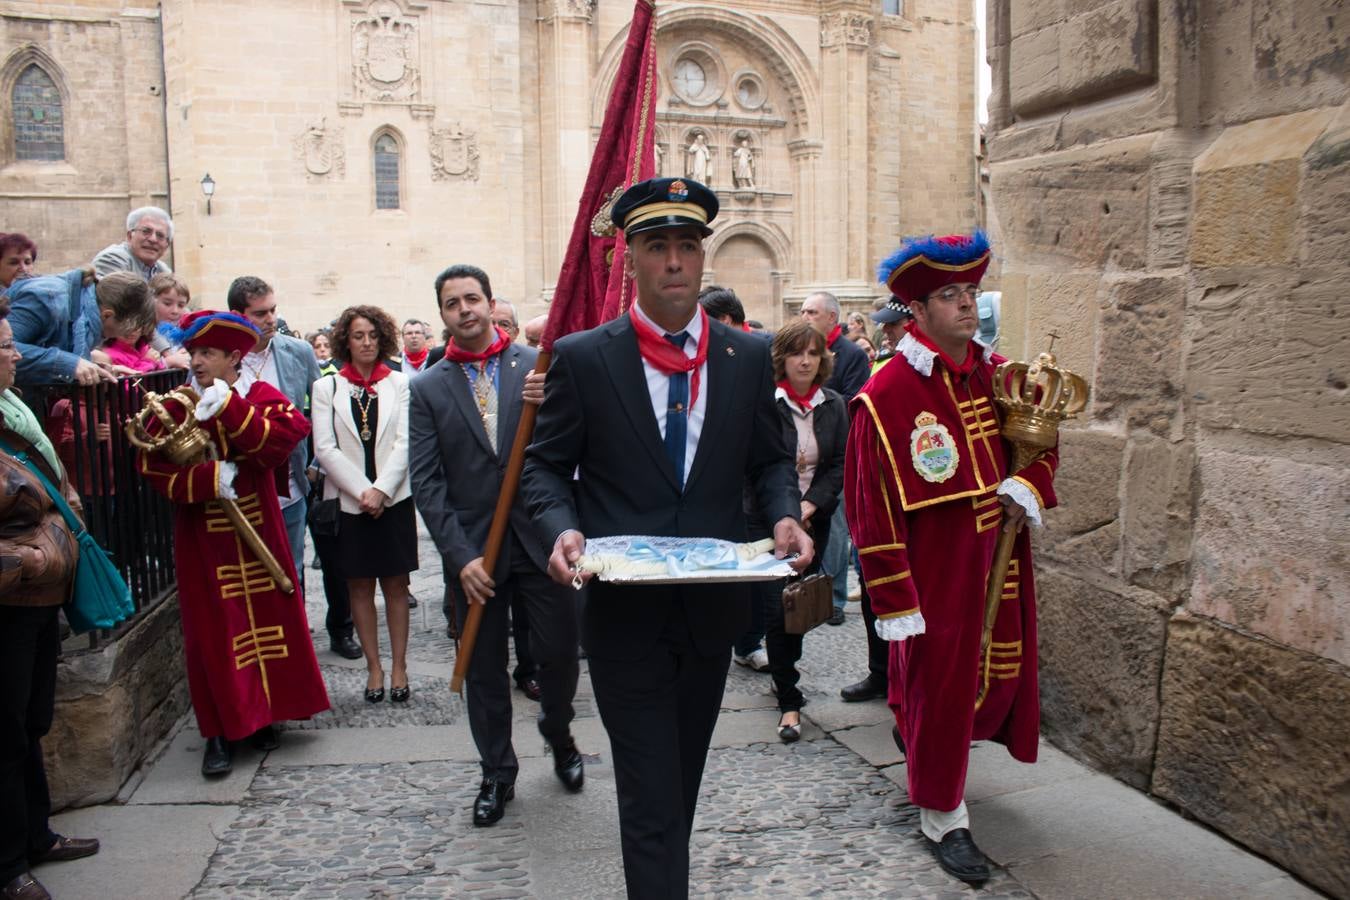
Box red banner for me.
[541,0,658,351]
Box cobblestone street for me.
[36,524,1317,899]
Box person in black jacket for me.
[752,320,848,741]
[522,177,812,899]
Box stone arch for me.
[705,220,793,327]
[0,45,72,165]
[591,7,819,140]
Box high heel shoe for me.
[390,683,411,703]
[364,672,385,703]
[777,712,802,743]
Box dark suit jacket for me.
[408,342,547,582]
[825,332,870,403]
[744,389,848,538]
[521,315,799,659]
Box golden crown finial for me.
[124,386,212,465]
[992,344,1089,473]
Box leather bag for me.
[781,573,833,635]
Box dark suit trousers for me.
[310,524,353,639]
[441,554,537,680]
[452,535,579,784]
[765,517,830,712]
[588,608,731,900]
[0,605,60,883]
[859,582,889,681]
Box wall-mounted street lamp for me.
[200,173,216,215]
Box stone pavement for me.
[36,525,1319,899]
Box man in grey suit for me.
[408,264,582,828]
[225,277,359,656]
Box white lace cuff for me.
[218,461,238,501]
[875,611,927,641]
[996,477,1042,527]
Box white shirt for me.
[632,302,707,485]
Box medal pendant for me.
[360,427,372,441]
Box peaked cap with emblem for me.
[877,231,991,305]
[172,310,260,356]
[611,177,718,238]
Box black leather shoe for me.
[1,872,50,899]
[329,634,362,660]
[201,737,233,778]
[515,677,542,702]
[250,725,279,751]
[548,738,585,793]
[840,674,887,703]
[472,780,514,826]
[407,593,419,609]
[827,608,846,626]
[445,621,459,640]
[29,834,100,864]
[891,724,906,757]
[390,683,411,703]
[926,828,990,885]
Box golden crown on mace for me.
[991,333,1090,473]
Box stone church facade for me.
[1,0,979,331]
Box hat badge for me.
[668,180,689,202]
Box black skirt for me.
[334,496,418,579]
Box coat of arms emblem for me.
[429,122,480,181]
[352,1,420,102]
[909,411,959,483]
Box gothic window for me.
[374,133,400,209]
[882,0,902,15]
[13,64,64,162]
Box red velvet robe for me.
[845,337,1058,812]
[137,381,329,740]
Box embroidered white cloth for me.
[577,536,794,583]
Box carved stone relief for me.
[294,118,345,180]
[352,0,421,102]
[429,121,480,181]
[539,0,595,22]
[820,13,873,49]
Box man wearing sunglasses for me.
[92,207,174,283]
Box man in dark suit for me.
[408,264,583,828]
[521,178,813,898]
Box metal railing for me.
[21,369,187,648]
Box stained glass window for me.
[13,65,64,162]
[374,134,399,210]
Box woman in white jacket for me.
[312,305,418,703]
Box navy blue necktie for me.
[664,331,690,489]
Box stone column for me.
[535,0,596,297]
[816,4,873,284]
[788,138,823,286]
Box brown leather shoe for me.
[1,872,51,899]
[29,834,100,864]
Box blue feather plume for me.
[877,230,989,286]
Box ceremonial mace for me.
[125,385,295,594]
[979,336,1088,701]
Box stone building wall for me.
[985,1,1348,894]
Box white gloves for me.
[218,461,238,500]
[195,380,231,421]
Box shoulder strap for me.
[0,437,84,535]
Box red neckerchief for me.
[630,306,710,410]
[444,326,512,364]
[826,324,843,347]
[403,347,429,370]
[339,361,392,390]
[741,322,752,333]
[905,321,980,377]
[776,379,820,413]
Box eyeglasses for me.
[133,226,170,241]
[0,341,15,351]
[929,285,979,303]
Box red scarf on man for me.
[403,347,429,371]
[826,324,843,347]
[444,326,512,364]
[776,380,820,413]
[339,361,392,390]
[905,321,980,377]
[630,306,710,411]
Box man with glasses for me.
[844,232,1060,886]
[93,208,174,282]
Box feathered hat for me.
[877,231,990,305]
[171,310,259,356]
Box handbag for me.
[0,438,134,634]
[781,573,833,635]
[306,375,340,537]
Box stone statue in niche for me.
[654,140,665,177]
[733,138,755,189]
[294,118,345,181]
[686,133,711,184]
[429,121,480,181]
[352,0,420,102]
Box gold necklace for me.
[354,387,375,441]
